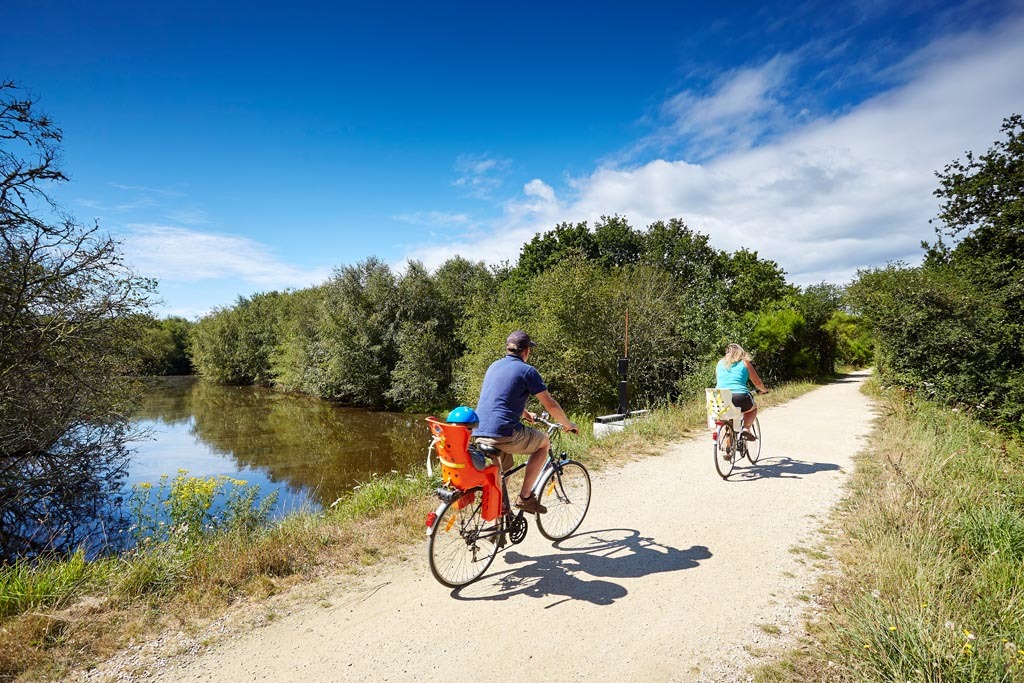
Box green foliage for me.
[0,550,91,618]
[188,215,845,414]
[516,220,599,277]
[725,248,796,316]
[850,261,1020,432]
[744,306,811,382]
[318,258,399,404]
[795,283,844,375]
[190,292,283,385]
[593,214,644,267]
[850,115,1023,435]
[642,218,728,285]
[270,286,331,394]
[824,310,874,367]
[130,315,193,375]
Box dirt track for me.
[86,371,875,682]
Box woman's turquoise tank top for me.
[716,359,750,395]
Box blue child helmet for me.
[446,405,479,428]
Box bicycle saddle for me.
[474,442,501,456]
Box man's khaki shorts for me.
[475,424,547,467]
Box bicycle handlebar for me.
[533,412,578,435]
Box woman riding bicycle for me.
[715,343,769,442]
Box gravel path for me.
[84,371,875,682]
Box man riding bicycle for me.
[473,330,578,514]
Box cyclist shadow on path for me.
[450,528,711,606]
[727,456,841,482]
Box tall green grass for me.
[759,381,1024,682]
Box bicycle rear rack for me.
[435,486,462,504]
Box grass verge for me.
[0,376,828,681]
[756,379,1024,683]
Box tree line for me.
[848,114,1023,436]
[189,215,872,414]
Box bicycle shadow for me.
[727,456,841,482]
[450,528,711,605]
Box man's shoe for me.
[515,494,547,514]
[741,431,757,441]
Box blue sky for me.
[5,0,1024,317]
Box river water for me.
[129,377,429,516]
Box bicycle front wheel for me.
[428,488,500,587]
[714,423,736,479]
[536,461,591,540]
[746,417,762,464]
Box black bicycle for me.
[426,414,591,588]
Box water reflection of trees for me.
[132,376,196,426]
[0,425,130,560]
[139,380,427,506]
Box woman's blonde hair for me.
[722,343,751,367]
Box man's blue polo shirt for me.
[474,354,547,438]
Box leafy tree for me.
[742,305,810,382]
[930,113,1024,302]
[270,286,330,395]
[319,258,399,406]
[852,115,1023,433]
[795,283,843,376]
[515,221,598,277]
[823,310,873,367]
[849,264,1002,401]
[459,257,691,413]
[190,292,282,385]
[130,315,193,375]
[593,214,643,268]
[387,261,456,410]
[0,82,155,557]
[641,218,728,285]
[725,248,796,316]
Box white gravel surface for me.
[78,370,876,683]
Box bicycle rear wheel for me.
[428,488,500,587]
[536,461,591,540]
[746,417,762,464]
[714,423,736,479]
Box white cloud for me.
[108,182,184,198]
[452,154,511,198]
[392,211,474,226]
[165,208,211,226]
[122,225,331,289]
[642,55,797,160]
[403,16,1024,285]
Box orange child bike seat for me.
[426,417,502,521]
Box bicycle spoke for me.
[537,461,591,540]
[428,488,500,587]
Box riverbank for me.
[0,379,823,681]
